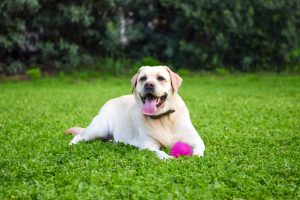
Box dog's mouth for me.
[140,93,167,116]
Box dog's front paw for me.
[193,146,205,157]
[156,150,174,160]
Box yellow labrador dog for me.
[66,66,205,159]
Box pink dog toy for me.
[170,141,193,158]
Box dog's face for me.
[131,66,182,116]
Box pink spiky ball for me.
[170,141,193,158]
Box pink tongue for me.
[142,98,157,115]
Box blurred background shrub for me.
[0,0,299,75]
[26,66,41,79]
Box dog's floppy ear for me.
[165,66,183,92]
[131,67,145,92]
[131,73,138,92]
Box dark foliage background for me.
[0,0,300,75]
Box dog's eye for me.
[139,76,147,81]
[157,76,165,81]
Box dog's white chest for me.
[145,118,177,147]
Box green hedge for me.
[0,0,299,74]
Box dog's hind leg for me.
[65,127,85,135]
[67,114,110,145]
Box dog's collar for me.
[148,109,175,119]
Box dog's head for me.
[131,66,183,116]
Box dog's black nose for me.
[144,82,155,90]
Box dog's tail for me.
[64,127,85,135]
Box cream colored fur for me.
[65,66,205,159]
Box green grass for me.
[0,75,299,199]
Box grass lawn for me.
[0,74,299,199]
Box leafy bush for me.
[0,0,299,74]
[176,68,192,77]
[215,67,230,75]
[27,67,41,79]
